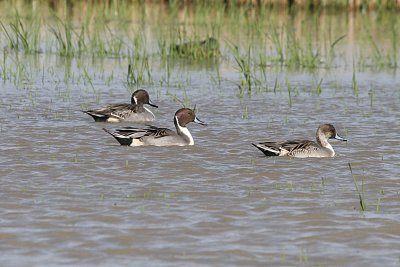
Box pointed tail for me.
[103,128,132,146]
[252,143,280,157]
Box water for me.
[1,4,400,267]
[1,59,399,266]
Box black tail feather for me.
[103,128,132,146]
[252,143,279,157]
[83,111,108,122]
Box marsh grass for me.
[327,34,346,66]
[1,11,41,53]
[352,69,359,97]
[90,23,125,56]
[375,196,381,212]
[228,42,254,95]
[82,67,96,94]
[166,91,192,108]
[50,15,77,56]
[241,106,249,119]
[0,20,28,51]
[1,51,7,81]
[274,181,296,192]
[311,78,323,95]
[170,37,220,59]
[285,23,320,69]
[286,79,293,108]
[348,163,367,211]
[267,23,284,64]
[0,1,399,91]
[3,55,31,84]
[126,55,153,87]
[360,13,399,69]
[389,16,399,68]
[267,19,327,69]
[368,87,375,107]
[2,4,397,64]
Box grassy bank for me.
[0,0,399,89]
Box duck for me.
[103,108,206,146]
[252,124,347,158]
[83,89,158,122]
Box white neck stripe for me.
[144,106,155,118]
[175,116,194,145]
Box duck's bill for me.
[148,101,158,108]
[335,134,347,141]
[194,116,207,126]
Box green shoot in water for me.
[348,162,367,211]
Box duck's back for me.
[284,140,333,158]
[124,108,155,122]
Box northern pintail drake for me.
[252,124,347,158]
[103,108,206,146]
[83,89,158,122]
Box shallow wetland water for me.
[0,2,400,266]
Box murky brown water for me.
[1,60,399,266]
[1,3,400,266]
